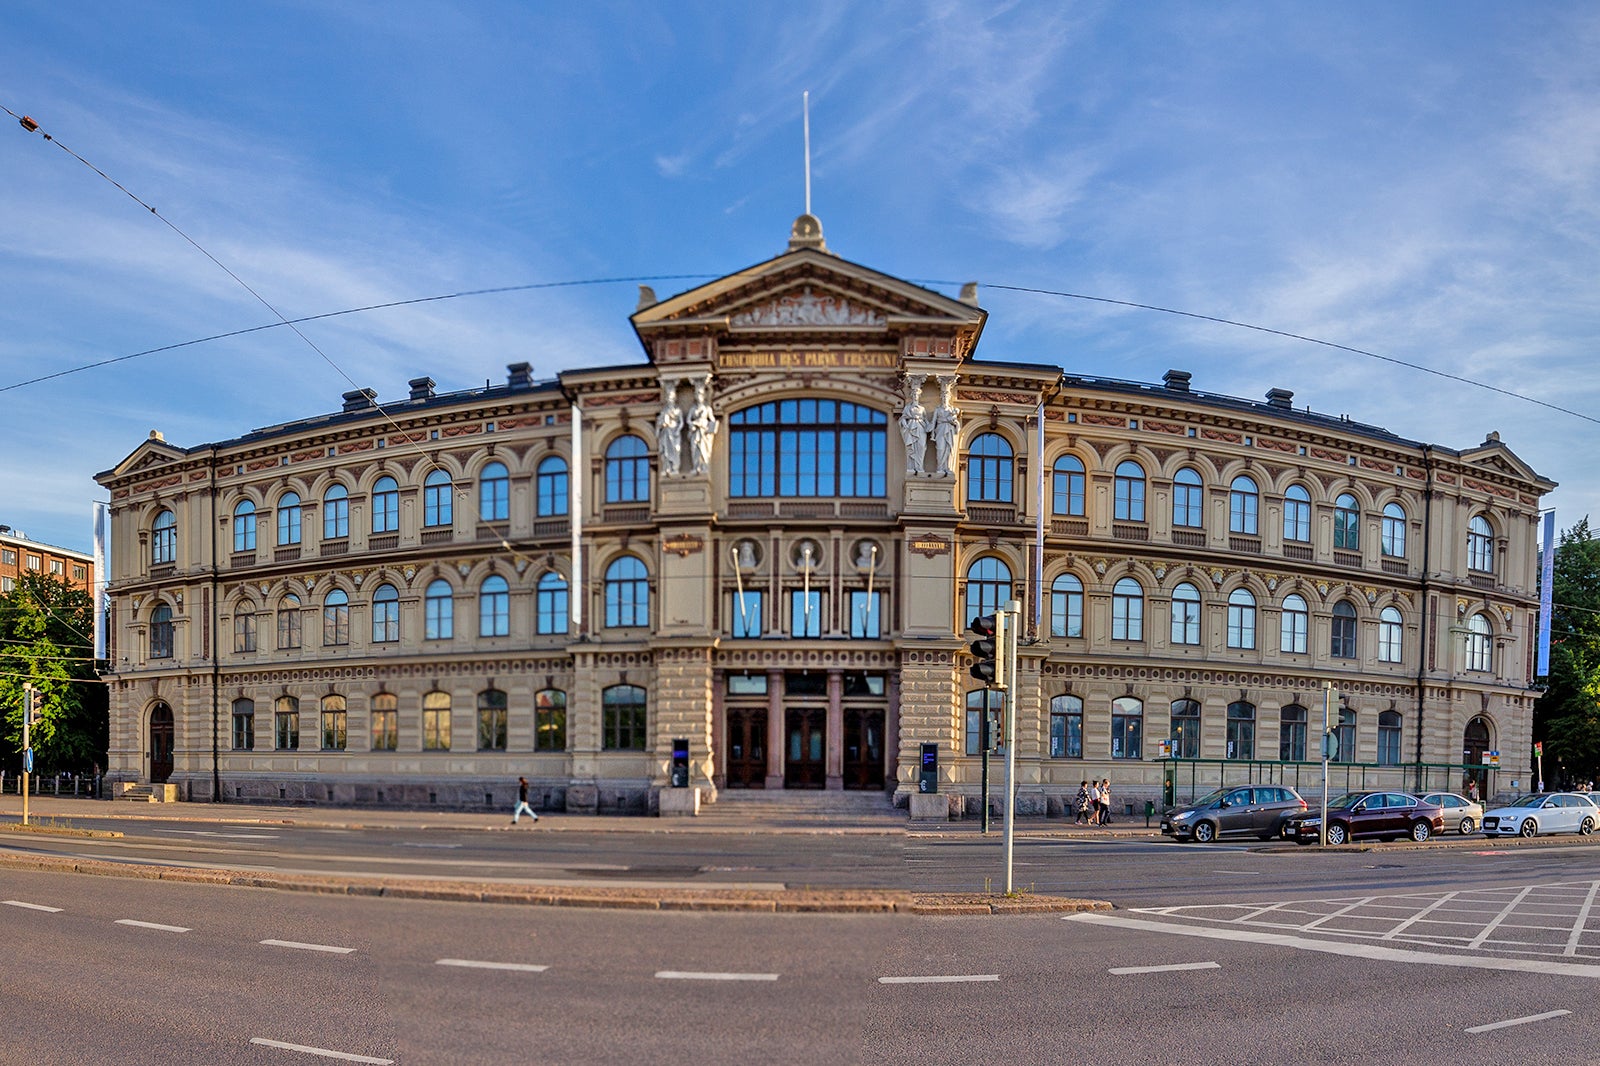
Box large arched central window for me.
[728,399,886,498]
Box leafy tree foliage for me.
[1535,518,1600,785]
[0,571,106,773]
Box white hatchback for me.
[1480,792,1600,838]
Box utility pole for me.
[21,683,36,826]
[1001,599,1020,894]
[1320,681,1333,847]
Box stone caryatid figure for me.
[931,375,960,478]
[656,380,684,476]
[686,376,718,476]
[899,374,931,476]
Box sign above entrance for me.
[719,350,897,371]
[662,533,704,557]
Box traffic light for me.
[968,614,1005,688]
[28,688,42,725]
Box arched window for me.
[231,697,254,750]
[1333,494,1360,551]
[1381,502,1406,558]
[1468,515,1495,572]
[274,695,299,750]
[1229,476,1259,535]
[277,594,302,649]
[535,688,567,752]
[424,469,453,528]
[1378,606,1403,663]
[1112,578,1144,641]
[480,575,510,637]
[728,400,886,498]
[1114,461,1146,522]
[1283,484,1312,543]
[479,462,509,522]
[536,456,569,517]
[371,476,399,534]
[424,580,453,640]
[605,434,650,503]
[323,588,350,646]
[1170,698,1201,759]
[277,492,302,546]
[1280,704,1308,761]
[151,509,176,566]
[150,604,174,659]
[1331,600,1358,659]
[323,484,349,540]
[536,571,568,635]
[1050,574,1083,638]
[965,557,1012,622]
[1227,588,1256,650]
[1052,455,1085,516]
[370,692,398,751]
[1281,594,1308,653]
[233,603,256,653]
[966,689,1004,754]
[1466,613,1493,672]
[1111,696,1143,759]
[371,583,399,643]
[967,433,1014,503]
[1170,583,1201,646]
[602,684,647,751]
[1377,710,1402,766]
[422,690,451,750]
[320,694,347,751]
[1172,467,1203,529]
[605,555,649,628]
[478,689,508,751]
[1226,701,1255,760]
[233,500,257,553]
[1049,694,1083,758]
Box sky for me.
[3,2,1599,554]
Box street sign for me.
[23,748,33,774]
[1485,750,1500,767]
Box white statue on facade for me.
[655,380,684,476]
[686,376,718,476]
[899,374,931,476]
[931,375,960,478]
[736,540,758,570]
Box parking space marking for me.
[878,974,1000,984]
[1108,961,1220,975]
[249,1037,393,1063]
[2,900,62,912]
[1465,1009,1571,1034]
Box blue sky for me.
[3,2,1598,553]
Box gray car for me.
[1161,785,1308,843]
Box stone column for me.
[764,667,785,789]
[893,645,961,805]
[886,671,902,788]
[651,644,716,801]
[565,647,601,813]
[710,668,726,791]
[826,668,843,790]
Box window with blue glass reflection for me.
[728,399,886,498]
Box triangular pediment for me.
[1458,435,1554,490]
[99,436,188,483]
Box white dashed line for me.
[116,919,191,933]
[248,1037,394,1063]
[1108,961,1220,975]
[655,971,779,982]
[1465,1009,1571,1034]
[878,974,1001,984]
[2,900,61,912]
[436,958,548,973]
[259,939,356,954]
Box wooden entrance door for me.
[725,707,767,789]
[842,707,885,790]
[784,706,826,789]
[149,703,174,784]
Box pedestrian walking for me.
[1099,779,1113,825]
[1088,779,1104,825]
[511,776,539,825]
[1074,780,1090,825]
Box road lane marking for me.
[878,974,1001,984]
[1108,961,1220,975]
[116,919,191,933]
[260,939,356,954]
[1565,881,1600,956]
[1380,891,1459,940]
[1468,886,1535,949]
[2,900,62,912]
[1064,913,1600,978]
[154,829,278,840]
[248,1037,394,1063]
[1465,1009,1571,1034]
[1303,896,1376,930]
[436,958,548,973]
[655,971,779,982]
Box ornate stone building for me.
[95,216,1553,813]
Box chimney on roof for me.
[342,388,377,412]
[1266,388,1294,410]
[408,377,436,401]
[1162,369,1192,393]
[507,363,534,390]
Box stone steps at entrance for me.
[705,788,899,820]
[115,783,178,803]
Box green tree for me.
[0,570,106,773]
[1534,517,1600,784]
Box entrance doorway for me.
[725,707,768,789]
[1463,716,1492,795]
[149,703,174,784]
[842,707,885,790]
[785,706,826,789]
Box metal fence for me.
[1162,758,1499,806]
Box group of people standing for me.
[1074,779,1114,826]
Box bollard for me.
[1145,799,1156,828]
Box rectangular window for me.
[849,591,882,639]
[371,709,398,751]
[321,710,348,751]
[535,690,567,752]
[274,711,299,751]
[49,559,63,575]
[603,691,647,751]
[73,564,86,582]
[1110,714,1142,759]
[232,708,254,750]
[732,590,763,638]
[26,554,40,571]
[234,613,256,653]
[790,590,822,637]
[278,607,302,650]
[1,549,14,565]
[423,707,452,751]
[478,694,508,751]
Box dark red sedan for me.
[1283,791,1444,845]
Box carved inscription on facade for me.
[719,350,897,370]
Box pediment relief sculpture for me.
[730,286,886,328]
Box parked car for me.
[1481,792,1600,838]
[1283,791,1444,845]
[1161,785,1307,843]
[1421,791,1484,835]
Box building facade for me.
[95,217,1554,813]
[0,525,93,596]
